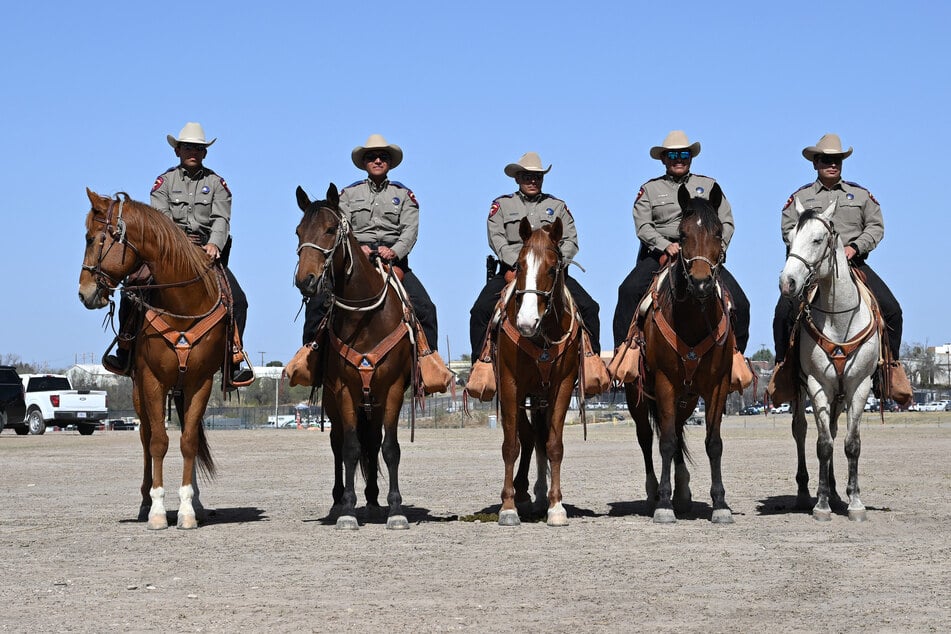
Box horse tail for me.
[172,392,217,479]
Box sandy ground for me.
[1,413,949,632]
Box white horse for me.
[779,198,881,522]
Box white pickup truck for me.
[19,374,108,435]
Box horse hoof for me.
[386,515,409,530]
[336,515,359,530]
[711,509,734,524]
[546,507,569,527]
[498,509,521,526]
[848,508,868,522]
[812,508,832,522]
[147,515,169,530]
[137,505,151,522]
[653,508,677,524]
[177,514,198,530]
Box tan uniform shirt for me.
[339,179,419,260]
[487,191,579,268]
[150,165,232,251]
[633,173,735,252]
[781,179,884,256]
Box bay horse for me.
[779,198,880,521]
[294,184,414,530]
[495,217,580,527]
[78,189,226,530]
[624,184,736,523]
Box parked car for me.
[919,400,949,412]
[739,405,762,416]
[0,365,27,435]
[770,403,791,414]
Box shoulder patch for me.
[782,183,813,210]
[406,189,417,205]
[489,201,501,218]
[219,178,231,195]
[634,187,645,203]
[563,205,573,217]
[151,175,164,193]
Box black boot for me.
[102,348,132,376]
[231,360,253,385]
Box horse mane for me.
[117,195,218,298]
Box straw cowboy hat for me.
[351,134,403,169]
[504,152,552,178]
[167,122,216,148]
[802,133,853,161]
[649,130,701,160]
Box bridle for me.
[82,194,141,293]
[673,218,725,301]
[296,204,390,313]
[786,214,837,299]
[513,246,570,340]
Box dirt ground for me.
[1,412,949,632]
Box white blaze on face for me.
[516,251,542,334]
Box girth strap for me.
[144,301,229,391]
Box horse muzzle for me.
[295,273,321,298]
[77,282,110,309]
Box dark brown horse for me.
[495,217,580,526]
[293,184,414,530]
[78,190,226,529]
[624,184,736,524]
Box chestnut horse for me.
[294,184,414,530]
[779,198,880,521]
[495,217,580,527]
[624,184,736,524]
[78,190,226,530]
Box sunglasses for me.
[665,150,692,161]
[364,151,391,163]
[518,172,544,182]
[179,142,206,151]
[817,155,843,166]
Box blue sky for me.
[2,2,948,369]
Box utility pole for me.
[258,351,265,367]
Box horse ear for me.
[794,196,805,214]
[677,184,690,210]
[709,183,723,210]
[820,198,836,219]
[327,183,339,209]
[86,188,109,212]
[548,216,563,244]
[519,217,533,242]
[296,186,311,213]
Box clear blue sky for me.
[2,2,948,370]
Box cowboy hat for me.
[167,122,216,148]
[504,152,552,178]
[649,130,701,160]
[802,133,853,161]
[351,134,403,169]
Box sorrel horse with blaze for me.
[624,184,737,523]
[495,217,580,526]
[78,190,225,530]
[293,184,414,530]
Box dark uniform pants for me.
[468,273,601,359]
[302,265,438,351]
[613,252,750,353]
[773,261,902,363]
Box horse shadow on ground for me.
[609,499,746,522]
[119,507,268,526]
[756,494,889,517]
[306,504,444,526]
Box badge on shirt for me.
[151,176,164,193]
[695,186,705,195]
[489,201,500,217]
[846,193,854,200]
[202,186,211,194]
[546,207,555,216]
[392,197,401,205]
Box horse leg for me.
[498,381,522,527]
[513,408,534,507]
[176,379,213,530]
[544,381,572,527]
[334,396,361,530]
[792,393,811,510]
[380,381,408,530]
[329,422,344,511]
[627,385,658,506]
[704,387,732,524]
[531,408,550,516]
[844,379,870,521]
[133,386,154,522]
[812,407,835,522]
[672,434,692,516]
[653,379,678,524]
[362,412,385,521]
[138,372,171,530]
[827,401,843,508]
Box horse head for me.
[78,189,144,309]
[779,197,838,298]
[514,216,564,337]
[676,183,724,300]
[295,183,343,298]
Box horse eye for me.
[85,235,93,246]
[548,267,557,277]
[327,225,338,235]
